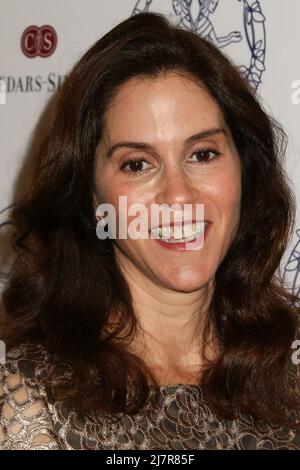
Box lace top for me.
[1,342,300,450]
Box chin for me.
[162,271,210,293]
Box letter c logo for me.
[21,25,57,58]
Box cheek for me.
[113,184,151,208]
[95,177,154,227]
[221,180,241,209]
[209,170,241,218]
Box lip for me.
[152,222,211,251]
[149,219,211,233]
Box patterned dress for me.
[0,342,300,450]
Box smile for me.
[150,222,208,243]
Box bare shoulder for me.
[0,342,60,450]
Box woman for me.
[0,12,300,450]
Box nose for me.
[155,167,200,209]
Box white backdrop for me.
[0,0,299,298]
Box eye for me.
[188,148,222,164]
[119,157,153,176]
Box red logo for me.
[21,25,57,58]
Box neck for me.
[114,247,216,382]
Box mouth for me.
[149,221,210,244]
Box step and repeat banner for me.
[0,0,299,298]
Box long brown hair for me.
[1,12,300,426]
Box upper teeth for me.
[151,222,208,240]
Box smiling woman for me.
[0,12,300,450]
[94,72,241,297]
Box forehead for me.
[102,73,226,140]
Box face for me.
[94,73,241,293]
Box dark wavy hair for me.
[1,12,300,426]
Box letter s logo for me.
[21,25,57,58]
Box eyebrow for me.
[105,127,227,159]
